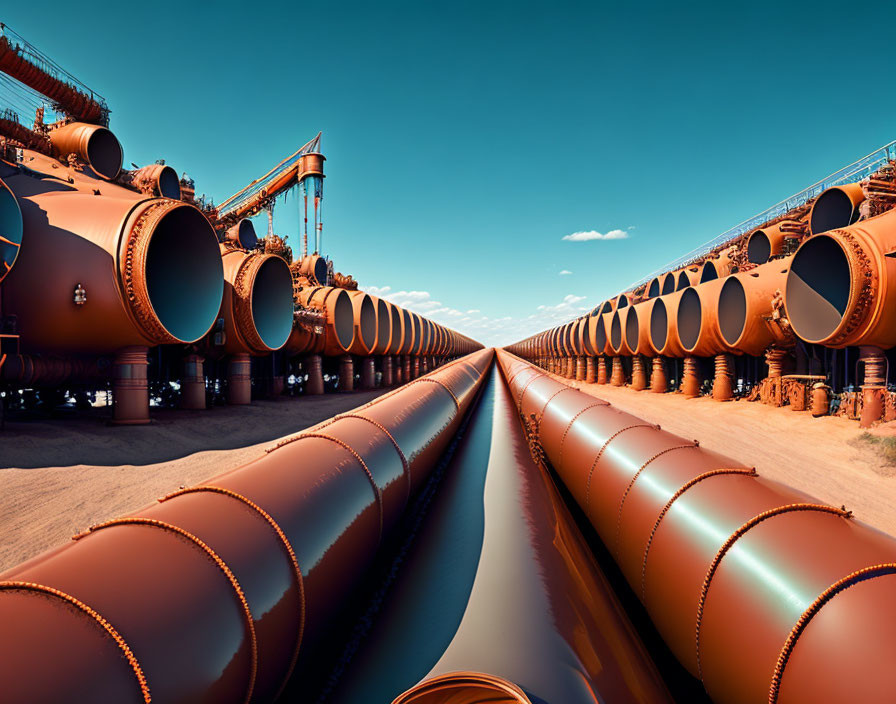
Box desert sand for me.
[0,391,385,573]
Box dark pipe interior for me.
[785,235,851,342]
[650,300,668,351]
[747,232,771,264]
[251,257,294,350]
[145,206,224,343]
[402,309,413,353]
[647,278,660,298]
[0,181,23,275]
[610,312,623,351]
[359,296,377,350]
[314,256,328,284]
[625,308,640,352]
[582,319,594,355]
[86,127,123,180]
[677,288,702,351]
[600,301,613,314]
[810,188,857,235]
[594,316,607,351]
[699,261,718,284]
[412,314,422,354]
[617,295,629,310]
[157,166,182,200]
[676,271,691,291]
[333,291,354,350]
[377,299,391,351]
[718,277,747,346]
[237,220,258,250]
[661,273,675,295]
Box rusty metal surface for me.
[496,350,896,704]
[329,365,671,704]
[47,122,122,180]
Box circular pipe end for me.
[249,256,295,351]
[747,231,772,264]
[650,298,669,353]
[0,178,23,281]
[785,234,852,344]
[718,276,747,347]
[677,287,703,352]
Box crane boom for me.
[216,132,324,226]
[0,23,109,125]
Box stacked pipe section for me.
[0,348,493,704]
[497,349,896,704]
[324,364,671,704]
[0,147,225,423]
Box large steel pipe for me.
[294,282,355,355]
[127,163,182,200]
[294,254,328,285]
[675,279,728,356]
[219,246,295,355]
[328,366,670,704]
[47,122,123,180]
[0,349,492,704]
[717,257,792,355]
[224,219,258,250]
[0,159,224,353]
[784,209,896,348]
[746,221,799,264]
[497,350,896,704]
[648,289,686,357]
[808,182,864,235]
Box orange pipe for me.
[675,266,700,290]
[746,220,799,264]
[808,182,865,235]
[608,308,634,356]
[293,254,328,285]
[126,164,182,200]
[675,279,729,357]
[0,176,22,283]
[648,289,687,357]
[717,256,793,355]
[623,300,656,356]
[225,219,259,250]
[785,208,896,348]
[294,281,355,355]
[47,122,122,180]
[344,290,378,355]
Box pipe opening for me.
[661,273,675,295]
[376,299,391,351]
[700,260,718,283]
[594,316,607,352]
[144,205,224,343]
[610,311,623,351]
[677,287,702,351]
[236,220,258,250]
[85,127,123,180]
[617,295,629,310]
[650,299,668,351]
[810,188,859,235]
[647,278,661,298]
[402,309,413,353]
[0,179,23,278]
[411,314,423,354]
[747,231,771,264]
[600,300,613,314]
[313,256,328,284]
[785,234,851,342]
[676,271,691,290]
[332,290,354,350]
[625,308,640,351]
[718,277,747,346]
[157,166,181,200]
[251,257,294,350]
[358,295,377,351]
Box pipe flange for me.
[232,251,271,354]
[828,229,877,347]
[121,199,180,344]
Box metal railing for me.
[623,139,896,292]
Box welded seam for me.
[584,423,656,511]
[516,372,544,407]
[333,413,411,505]
[537,387,575,425]
[295,433,385,542]
[556,401,612,467]
[409,377,460,408]
[76,517,258,704]
[694,503,852,682]
[611,443,699,556]
[159,486,306,698]
[640,467,756,599]
[768,563,896,704]
[0,580,151,703]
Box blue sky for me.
[4,1,896,346]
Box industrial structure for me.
[2,20,896,704]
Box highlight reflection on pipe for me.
[326,364,671,704]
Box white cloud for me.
[562,229,629,241]
[364,285,590,347]
[559,269,572,275]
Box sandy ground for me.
[0,391,385,573]
[551,373,896,538]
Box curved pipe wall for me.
[0,176,23,281]
[675,279,728,356]
[717,257,792,355]
[784,209,896,348]
[497,350,896,704]
[225,220,259,250]
[294,281,355,355]
[0,155,225,353]
[808,182,864,235]
[325,365,671,704]
[128,164,182,200]
[218,246,295,354]
[48,122,123,180]
[0,349,493,704]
